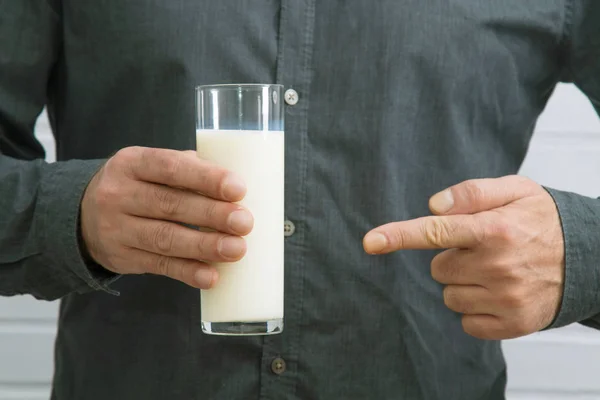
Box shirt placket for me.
[259,0,316,399]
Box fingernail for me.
[222,174,246,200]
[227,210,254,235]
[430,189,454,214]
[364,232,388,254]
[195,269,217,288]
[218,236,246,259]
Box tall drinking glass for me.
[195,84,284,335]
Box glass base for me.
[202,318,283,336]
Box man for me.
[1,1,599,399]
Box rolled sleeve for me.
[545,187,600,329]
[40,158,120,297]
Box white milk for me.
[196,129,284,323]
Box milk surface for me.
[196,129,284,323]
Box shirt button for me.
[284,88,299,106]
[271,357,286,375]
[284,220,296,237]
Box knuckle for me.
[486,217,515,244]
[141,147,164,163]
[477,216,495,244]
[461,316,486,339]
[430,251,453,283]
[195,233,210,260]
[389,228,407,250]
[462,180,485,203]
[159,152,182,180]
[216,170,232,194]
[501,288,528,309]
[113,146,142,167]
[510,174,534,189]
[202,201,218,222]
[464,326,492,340]
[149,223,176,253]
[198,165,223,196]
[443,287,457,308]
[154,186,183,216]
[137,225,152,249]
[96,215,118,239]
[94,181,121,208]
[154,254,174,277]
[500,263,522,283]
[470,217,489,245]
[444,287,470,313]
[496,223,515,243]
[424,218,452,247]
[462,316,500,340]
[107,147,144,180]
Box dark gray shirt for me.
[1,1,600,399]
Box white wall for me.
[0,112,57,400]
[0,83,599,398]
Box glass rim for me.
[195,83,284,91]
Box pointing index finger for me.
[363,214,483,254]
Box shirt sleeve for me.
[0,0,118,300]
[545,0,600,329]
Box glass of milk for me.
[195,84,284,335]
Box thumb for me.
[429,175,539,215]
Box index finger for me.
[127,147,246,201]
[363,214,483,254]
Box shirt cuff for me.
[544,187,600,329]
[39,158,120,296]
